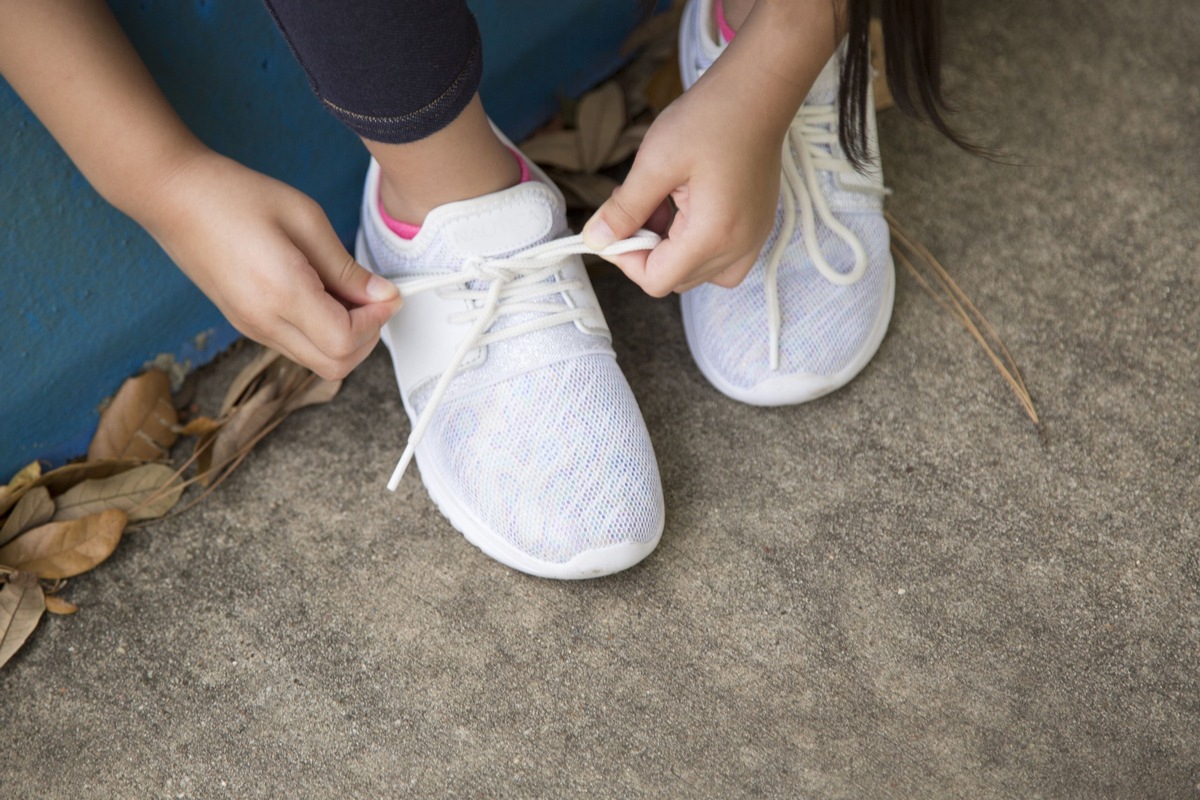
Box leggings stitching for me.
[320,34,480,125]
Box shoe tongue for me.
[418,181,562,262]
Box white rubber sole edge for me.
[681,263,896,407]
[358,229,663,580]
[417,446,663,581]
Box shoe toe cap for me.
[418,356,664,577]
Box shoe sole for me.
[359,229,663,580]
[680,263,895,407]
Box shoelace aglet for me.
[387,441,417,491]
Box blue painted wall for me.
[0,0,656,477]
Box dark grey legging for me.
[262,0,482,144]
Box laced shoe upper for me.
[679,0,894,393]
[358,160,665,565]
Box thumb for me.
[583,157,677,250]
[286,207,401,308]
[328,251,402,308]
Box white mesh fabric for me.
[679,0,892,393]
[359,168,663,563]
[683,207,892,388]
[417,354,663,564]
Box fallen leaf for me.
[221,347,284,417]
[52,464,183,523]
[44,595,78,616]
[193,431,217,485]
[0,462,42,511]
[576,82,626,173]
[520,129,585,172]
[607,124,650,168]
[88,370,179,461]
[0,509,127,580]
[552,171,620,210]
[0,487,55,547]
[38,461,143,496]
[7,461,42,488]
[203,384,284,485]
[177,416,224,437]
[0,572,45,668]
[281,375,342,415]
[0,460,142,518]
[266,357,309,398]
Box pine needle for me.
[886,211,1039,426]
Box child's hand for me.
[582,0,839,297]
[145,151,402,380]
[582,76,783,297]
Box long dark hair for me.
[839,0,975,168]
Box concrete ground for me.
[4,0,1197,797]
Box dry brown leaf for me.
[0,487,55,547]
[0,463,42,512]
[576,82,626,174]
[193,431,217,485]
[268,355,309,397]
[204,386,285,486]
[88,370,179,461]
[0,509,127,580]
[0,460,143,518]
[520,129,585,172]
[6,461,42,489]
[43,595,78,616]
[0,572,45,668]
[282,375,343,415]
[177,416,224,437]
[52,464,183,523]
[552,172,620,210]
[607,124,650,168]
[38,461,144,496]
[221,347,284,417]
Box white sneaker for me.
[677,0,895,406]
[356,149,664,579]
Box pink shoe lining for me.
[378,148,532,240]
[714,0,737,43]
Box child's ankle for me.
[377,149,530,240]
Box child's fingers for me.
[640,236,724,298]
[583,155,679,249]
[600,249,651,289]
[273,319,378,382]
[708,251,759,289]
[285,203,401,308]
[280,273,388,377]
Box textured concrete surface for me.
[3,0,1198,797]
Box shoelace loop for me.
[762,101,887,370]
[386,230,661,490]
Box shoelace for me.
[385,230,661,490]
[762,102,888,370]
